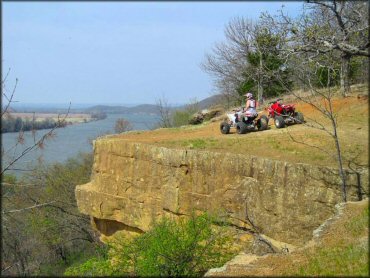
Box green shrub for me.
[2,174,17,195]
[2,173,17,184]
[65,213,235,277]
[172,98,200,127]
[65,257,118,276]
[173,110,193,127]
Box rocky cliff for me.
[75,137,368,246]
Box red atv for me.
[267,98,304,128]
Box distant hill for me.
[125,104,162,114]
[172,94,225,111]
[84,104,160,115]
[196,94,225,110]
[4,94,225,116]
[84,105,128,114]
[83,94,225,114]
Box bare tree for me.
[201,18,255,103]
[262,1,369,97]
[2,155,101,275]
[1,70,71,175]
[1,71,92,276]
[276,49,360,202]
[155,95,173,128]
[202,17,291,105]
[115,118,133,133]
[257,2,369,200]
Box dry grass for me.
[114,87,368,168]
[281,200,369,276]
[208,199,368,277]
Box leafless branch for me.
[2,78,18,118]
[1,102,71,175]
[3,201,57,214]
[156,95,173,128]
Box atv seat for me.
[244,111,258,118]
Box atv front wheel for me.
[220,122,230,134]
[236,122,248,134]
[257,115,268,131]
[274,115,286,128]
[294,112,304,124]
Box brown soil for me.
[113,91,368,168]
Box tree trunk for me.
[332,119,347,202]
[340,54,351,97]
[258,54,264,104]
[257,81,263,106]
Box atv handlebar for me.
[268,98,283,105]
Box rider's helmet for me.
[245,92,253,99]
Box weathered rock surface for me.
[188,107,224,125]
[75,138,368,245]
[205,198,369,277]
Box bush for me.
[172,110,193,127]
[65,213,236,276]
[114,118,133,133]
[91,112,107,120]
[65,257,116,276]
[172,98,200,127]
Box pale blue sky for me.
[3,1,303,106]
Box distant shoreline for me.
[1,112,100,134]
[8,112,94,124]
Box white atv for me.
[220,109,268,134]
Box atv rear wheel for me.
[236,122,248,134]
[220,122,230,134]
[257,115,268,131]
[274,115,286,128]
[294,112,304,124]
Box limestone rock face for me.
[75,138,368,245]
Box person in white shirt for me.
[245,92,257,115]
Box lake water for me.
[2,113,160,177]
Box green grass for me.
[178,138,218,149]
[285,205,369,277]
[165,137,239,150]
[345,206,369,237]
[297,243,368,276]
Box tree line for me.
[1,115,66,133]
[90,111,107,121]
[2,154,102,275]
[1,111,107,133]
[202,1,369,105]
